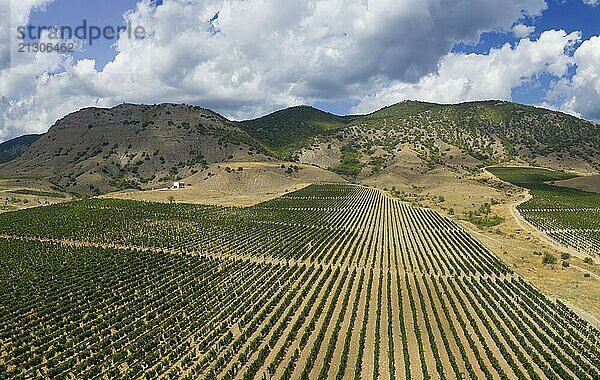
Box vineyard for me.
[488,167,600,256]
[1,184,599,379]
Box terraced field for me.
[1,184,598,379]
[489,167,600,256]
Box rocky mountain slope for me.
[292,101,600,176]
[0,104,264,194]
[0,134,41,163]
[1,100,598,195]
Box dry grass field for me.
[105,161,344,207]
[555,174,600,193]
[0,178,72,212]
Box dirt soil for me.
[104,161,345,207]
[553,174,600,193]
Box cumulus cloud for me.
[512,24,536,38]
[551,36,600,120]
[354,30,581,114]
[0,0,551,139]
[0,0,54,70]
[583,0,599,6]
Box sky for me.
[0,0,600,141]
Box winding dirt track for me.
[508,190,598,272]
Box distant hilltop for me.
[1,100,598,195]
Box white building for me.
[172,181,185,189]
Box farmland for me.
[1,184,599,379]
[488,167,600,256]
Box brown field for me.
[554,174,600,193]
[104,161,344,207]
[0,178,71,212]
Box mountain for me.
[0,134,42,163]
[325,100,600,175]
[238,105,352,159]
[0,104,264,194]
[1,100,598,195]
[241,100,600,176]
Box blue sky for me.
[452,0,600,107]
[27,0,142,69]
[1,0,600,140]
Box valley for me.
[0,100,599,380]
[1,184,598,379]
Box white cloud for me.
[583,0,599,6]
[0,0,552,139]
[0,0,54,70]
[512,24,536,38]
[551,36,600,120]
[354,30,581,114]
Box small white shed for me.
[173,181,185,189]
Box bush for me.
[542,253,557,265]
[583,257,594,265]
[560,252,571,260]
[466,212,504,228]
[561,260,570,268]
[333,146,363,177]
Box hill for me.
[301,100,600,175]
[0,104,264,194]
[1,100,598,195]
[0,134,42,163]
[238,105,351,159]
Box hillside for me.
[1,100,598,196]
[555,174,600,193]
[0,104,264,194]
[0,134,42,163]
[238,105,351,159]
[299,100,600,176]
[107,161,345,207]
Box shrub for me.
[333,146,363,177]
[560,252,571,260]
[583,257,594,265]
[561,260,569,268]
[542,253,557,265]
